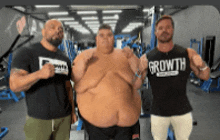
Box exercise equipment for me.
[199,57,220,92]
[58,40,77,63]
[0,53,25,102]
[0,33,32,102]
[0,127,9,140]
[190,38,203,56]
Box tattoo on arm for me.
[11,68,22,74]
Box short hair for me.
[98,24,113,32]
[155,15,174,29]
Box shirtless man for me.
[72,24,148,140]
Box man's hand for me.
[139,54,148,73]
[122,47,139,73]
[191,54,205,69]
[39,63,55,79]
[73,49,95,71]
[122,47,133,59]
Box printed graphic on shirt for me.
[149,57,186,77]
[39,57,69,75]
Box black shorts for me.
[81,115,139,140]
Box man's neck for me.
[96,46,114,56]
[157,41,174,53]
[40,39,58,52]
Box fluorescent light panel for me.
[64,21,79,25]
[103,20,117,23]
[143,8,150,12]
[48,12,68,16]
[57,17,74,21]
[69,25,83,28]
[77,11,97,14]
[102,10,122,14]
[85,21,99,24]
[103,15,119,20]
[35,5,60,8]
[82,16,98,20]
[87,24,100,27]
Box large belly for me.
[77,71,141,127]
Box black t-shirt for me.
[11,43,72,120]
[147,44,193,116]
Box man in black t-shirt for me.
[10,19,77,140]
[140,15,210,140]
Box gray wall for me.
[142,5,220,63]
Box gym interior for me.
[0,5,220,140]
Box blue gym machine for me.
[188,38,220,93]
[0,53,25,102]
[0,127,9,140]
[199,56,220,93]
[58,40,77,63]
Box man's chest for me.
[84,55,132,78]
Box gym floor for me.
[0,80,220,140]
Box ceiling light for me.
[64,21,79,25]
[69,25,83,28]
[48,12,68,16]
[77,11,97,14]
[103,15,119,20]
[85,21,100,24]
[35,5,60,8]
[81,16,98,20]
[57,17,74,21]
[143,8,150,12]
[87,24,100,27]
[103,20,117,23]
[122,29,132,32]
[102,10,122,14]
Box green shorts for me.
[24,115,71,140]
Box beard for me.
[157,32,173,43]
[47,38,62,47]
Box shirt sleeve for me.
[11,47,31,72]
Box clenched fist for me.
[39,63,55,79]
[139,54,148,72]
[191,55,205,68]
[122,47,133,59]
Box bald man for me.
[10,19,77,140]
[72,24,148,140]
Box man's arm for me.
[71,49,95,83]
[9,63,55,92]
[133,54,148,90]
[122,47,148,89]
[66,80,77,124]
[187,48,210,80]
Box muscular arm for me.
[187,48,210,80]
[10,63,55,92]
[9,68,41,92]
